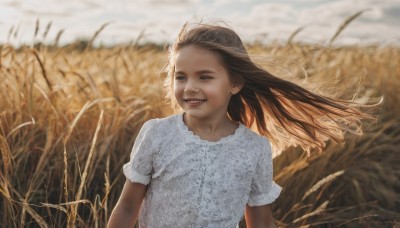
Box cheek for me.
[204,83,231,97]
[173,83,183,98]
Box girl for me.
[108,22,373,228]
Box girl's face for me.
[173,45,241,122]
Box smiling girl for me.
[108,22,373,228]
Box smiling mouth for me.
[184,99,206,104]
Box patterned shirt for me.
[123,113,281,228]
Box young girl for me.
[108,22,372,228]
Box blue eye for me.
[175,75,186,81]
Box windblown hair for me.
[164,22,375,154]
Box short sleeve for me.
[247,139,281,206]
[123,119,158,185]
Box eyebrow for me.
[174,69,216,75]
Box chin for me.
[184,111,208,119]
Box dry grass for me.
[1,28,400,227]
[273,117,400,227]
[0,43,171,227]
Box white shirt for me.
[123,113,281,228]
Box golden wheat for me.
[1,30,399,227]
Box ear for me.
[231,82,243,95]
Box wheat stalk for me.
[86,22,113,51]
[42,21,52,40]
[54,29,64,47]
[302,170,345,200]
[292,201,329,224]
[329,9,370,45]
[71,110,104,225]
[287,26,305,44]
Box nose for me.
[184,79,199,93]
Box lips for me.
[184,98,206,104]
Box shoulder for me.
[135,115,179,150]
[141,114,180,136]
[240,126,270,145]
[240,126,272,153]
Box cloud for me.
[14,0,96,17]
[249,3,294,21]
[148,0,198,5]
[0,0,399,46]
[215,0,251,6]
[382,5,400,26]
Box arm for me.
[107,179,148,228]
[245,204,276,228]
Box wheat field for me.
[1,24,400,227]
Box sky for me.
[0,0,399,46]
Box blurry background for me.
[1,0,400,46]
[1,0,399,227]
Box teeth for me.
[185,99,205,104]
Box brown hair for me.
[164,22,375,153]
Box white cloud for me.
[215,0,251,6]
[0,0,399,46]
[17,0,93,16]
[249,3,294,20]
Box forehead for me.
[174,45,226,73]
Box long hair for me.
[164,22,375,154]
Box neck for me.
[183,113,238,141]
